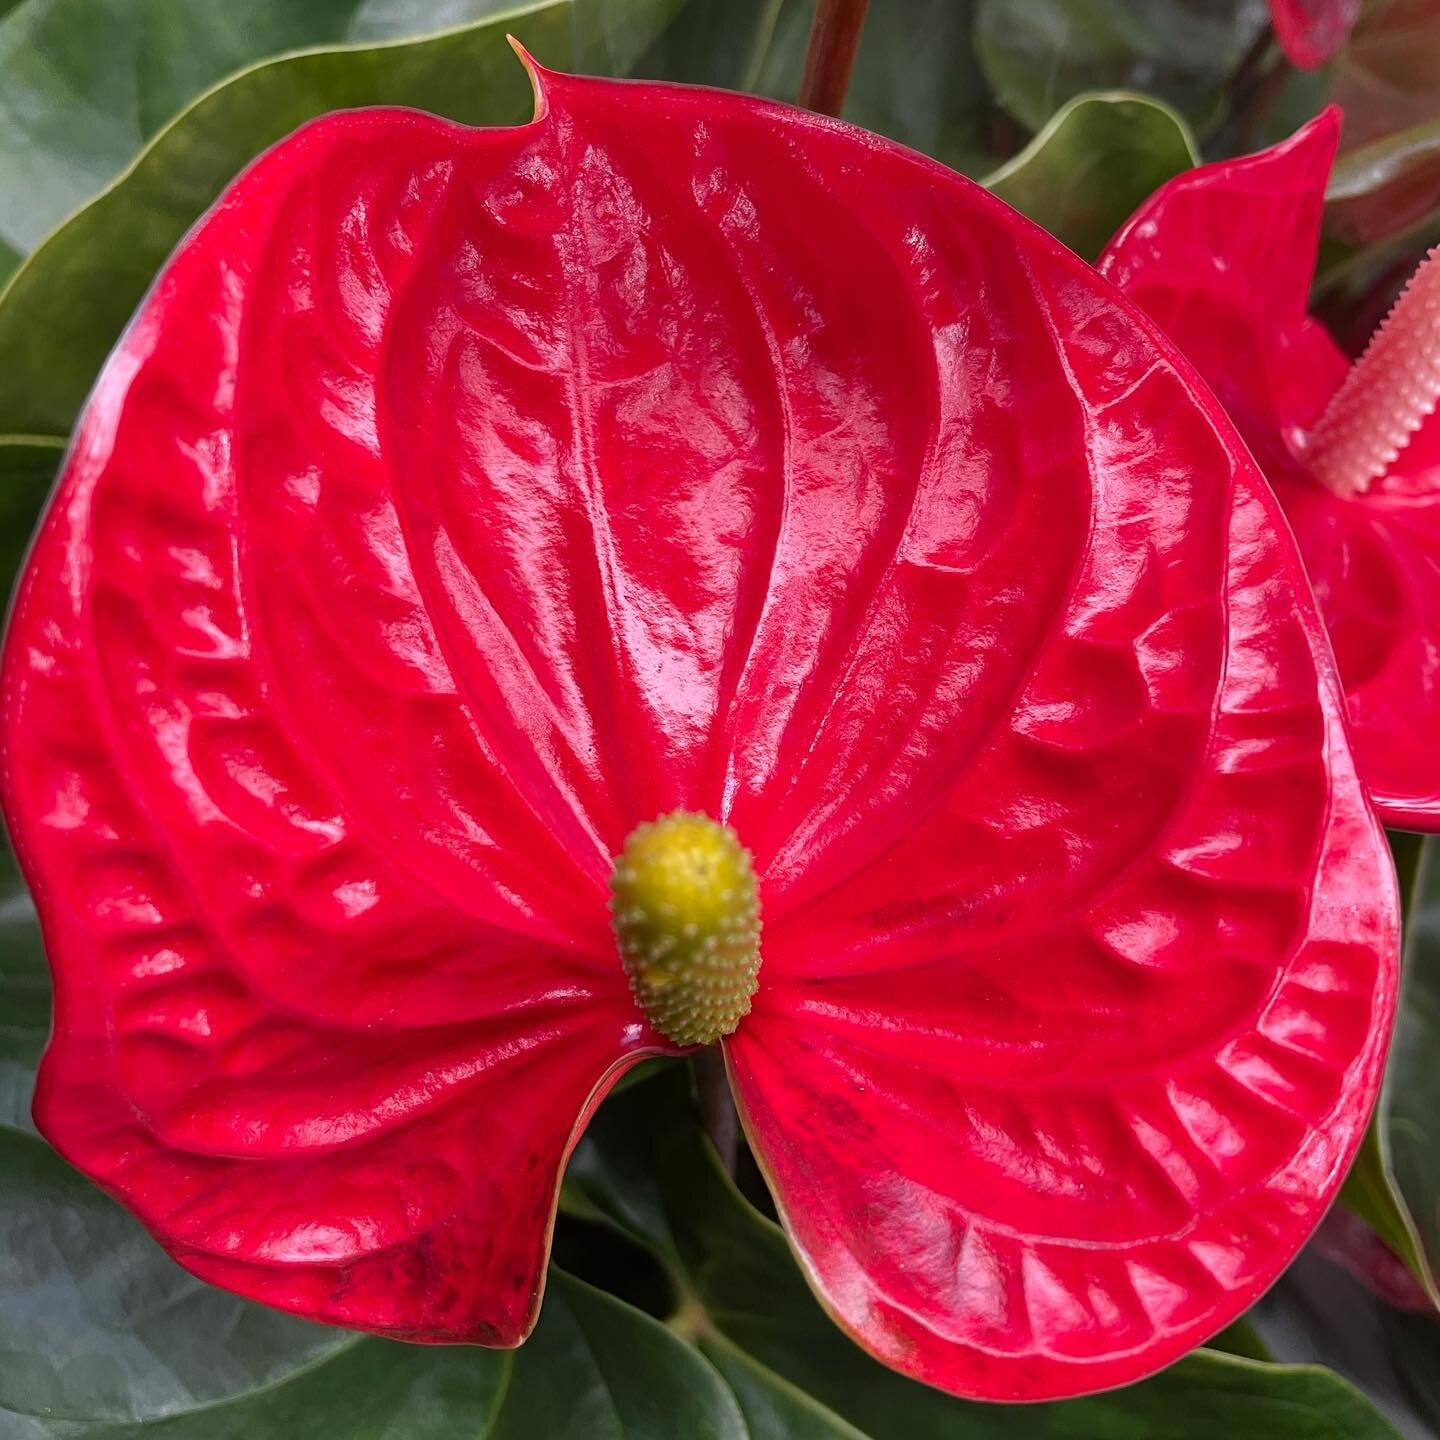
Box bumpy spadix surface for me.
[610,811,761,1045]
[2,61,1397,1400]
[1100,109,1440,829]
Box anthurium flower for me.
[1269,0,1360,69]
[1099,108,1440,830]
[1100,110,1440,829]
[1,55,1397,1403]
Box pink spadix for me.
[1307,246,1440,497]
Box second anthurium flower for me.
[1099,107,1440,831]
[0,54,1398,1404]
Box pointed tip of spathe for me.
[1278,102,1343,168]
[506,34,552,123]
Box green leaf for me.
[1381,1307,1440,1431]
[0,436,62,1136]
[570,1073,1404,1440]
[1207,1318,1274,1363]
[1380,837,1440,1290]
[0,0,678,439]
[1326,116,1440,250]
[0,867,46,1136]
[0,432,61,597]
[492,1273,747,1440]
[1338,834,1440,1308]
[634,0,997,177]
[816,0,994,176]
[632,0,793,93]
[974,0,1267,135]
[0,0,656,262]
[0,1112,767,1437]
[701,1332,871,1440]
[0,1126,368,1437]
[984,91,1197,260]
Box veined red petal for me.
[1097,109,1344,461]
[1270,0,1361,69]
[3,104,670,1345]
[3,63,1396,1397]
[1099,109,1440,828]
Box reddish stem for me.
[797,0,871,117]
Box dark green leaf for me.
[0,869,46,1135]
[570,1075,1404,1439]
[984,91,1197,260]
[635,0,997,176]
[492,1273,746,1440]
[1339,834,1440,1308]
[0,0,653,262]
[701,1333,870,1440]
[0,0,678,439]
[0,1126,365,1438]
[1381,1307,1440,1430]
[633,0,793,93]
[1326,117,1440,250]
[0,435,62,1135]
[1384,837,1440,1290]
[0,1115,768,1436]
[974,0,1268,135]
[1207,1318,1274,1363]
[828,0,994,175]
[0,433,61,598]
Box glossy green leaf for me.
[1382,1307,1440,1430]
[0,1126,366,1438]
[974,0,1267,135]
[632,0,793,92]
[568,1074,1404,1439]
[0,433,61,597]
[0,0,678,439]
[0,1114,770,1437]
[985,90,1197,260]
[0,0,667,262]
[0,860,46,1136]
[1382,837,1440,1291]
[0,435,61,1136]
[701,1333,870,1440]
[1332,0,1440,153]
[634,0,997,175]
[1338,834,1440,1309]
[1207,1319,1274,1363]
[1326,116,1440,249]
[492,1273,746,1440]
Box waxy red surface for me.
[1,63,1398,1401]
[1100,109,1440,831]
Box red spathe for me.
[1,63,1397,1401]
[1101,108,1440,831]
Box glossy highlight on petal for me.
[1,58,1396,1400]
[1100,109,1440,829]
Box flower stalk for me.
[797,0,871,116]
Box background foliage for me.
[1,0,1439,1434]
